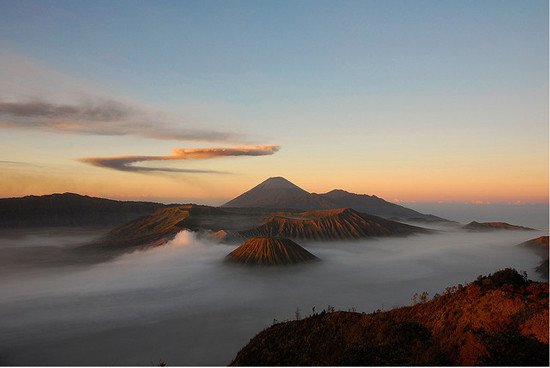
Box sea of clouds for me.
[0,223,546,365]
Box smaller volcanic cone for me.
[226,236,319,266]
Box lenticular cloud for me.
[79,145,280,173]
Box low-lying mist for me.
[0,226,546,365]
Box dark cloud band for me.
[0,100,241,142]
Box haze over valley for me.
[0,224,547,365]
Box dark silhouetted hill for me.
[235,208,427,241]
[231,269,549,366]
[222,177,448,222]
[0,193,164,228]
[226,237,318,266]
[463,221,535,231]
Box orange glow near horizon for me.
[1,160,548,205]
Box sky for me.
[0,0,548,204]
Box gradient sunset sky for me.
[0,0,548,204]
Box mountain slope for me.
[536,260,549,278]
[222,177,447,222]
[519,236,549,257]
[519,236,549,278]
[231,269,549,366]
[237,208,427,241]
[0,193,164,228]
[226,237,319,265]
[520,235,549,246]
[316,189,445,221]
[85,204,270,252]
[91,205,192,250]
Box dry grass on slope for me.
[231,269,549,366]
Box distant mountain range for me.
[463,221,536,231]
[231,268,549,366]
[223,177,448,222]
[0,178,448,229]
[0,193,164,228]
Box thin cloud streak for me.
[0,160,42,167]
[0,51,260,146]
[79,145,280,173]
[0,100,241,142]
[0,101,128,120]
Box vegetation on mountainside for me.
[231,269,549,366]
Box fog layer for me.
[406,202,549,231]
[0,226,546,365]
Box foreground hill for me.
[0,193,164,228]
[235,208,427,241]
[463,221,535,231]
[226,237,319,266]
[231,269,549,366]
[222,177,448,222]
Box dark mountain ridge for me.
[222,177,448,222]
[1,178,448,230]
[0,192,164,228]
[312,189,445,222]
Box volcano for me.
[237,208,427,241]
[226,236,319,266]
[223,177,332,211]
[222,177,447,222]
